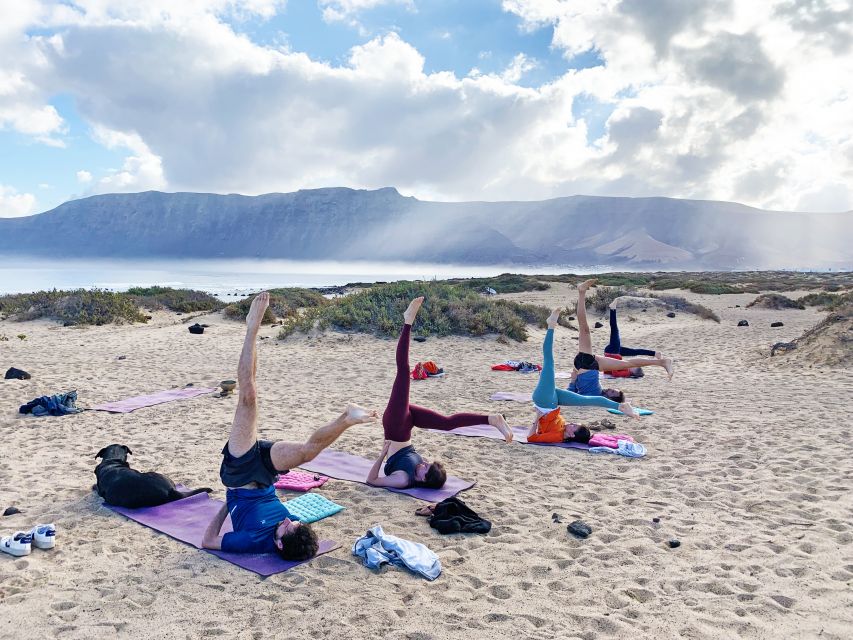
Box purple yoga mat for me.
[107,493,339,576]
[429,424,589,451]
[490,391,533,403]
[297,449,475,502]
[91,387,217,413]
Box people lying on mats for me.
[529,308,639,443]
[202,292,377,560]
[367,297,512,490]
[568,280,673,403]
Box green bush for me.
[0,289,148,325]
[224,288,328,324]
[126,286,224,313]
[747,294,804,310]
[443,273,550,294]
[277,281,564,342]
[650,295,720,322]
[585,287,644,313]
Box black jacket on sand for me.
[429,497,491,534]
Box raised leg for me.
[531,309,561,409]
[604,307,621,355]
[576,280,595,355]
[595,354,674,380]
[382,297,423,442]
[227,292,268,458]
[554,388,618,410]
[270,405,376,470]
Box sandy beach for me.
[1,283,851,640]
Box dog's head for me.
[95,444,133,463]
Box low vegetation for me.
[126,286,224,313]
[442,273,550,294]
[747,294,804,310]
[581,286,719,321]
[277,281,567,342]
[224,288,328,324]
[0,289,148,325]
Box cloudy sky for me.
[1,0,852,218]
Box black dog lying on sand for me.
[94,444,212,508]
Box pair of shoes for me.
[1,524,55,557]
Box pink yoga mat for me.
[107,492,339,576]
[92,387,217,413]
[297,449,474,502]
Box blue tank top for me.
[384,445,423,486]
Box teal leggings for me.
[531,329,619,411]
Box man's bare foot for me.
[618,401,640,420]
[655,351,661,359]
[547,308,561,329]
[246,292,269,329]
[344,403,378,425]
[403,297,424,325]
[577,279,597,294]
[662,357,674,381]
[489,414,513,443]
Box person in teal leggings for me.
[529,308,639,440]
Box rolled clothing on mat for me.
[298,449,474,502]
[106,492,338,576]
[352,524,441,580]
[589,440,646,458]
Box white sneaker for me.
[30,524,56,550]
[1,531,33,557]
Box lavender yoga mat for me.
[490,391,533,402]
[297,449,474,502]
[92,387,217,413]
[429,424,589,451]
[107,492,339,576]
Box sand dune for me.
[1,285,851,639]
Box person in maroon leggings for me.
[367,297,513,489]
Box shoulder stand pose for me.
[202,292,376,560]
[569,279,673,403]
[529,306,641,444]
[367,297,512,489]
[600,300,662,378]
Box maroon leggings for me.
[383,323,488,441]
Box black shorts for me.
[219,440,280,488]
[573,352,600,371]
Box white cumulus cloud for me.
[0,185,37,218]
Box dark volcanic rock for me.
[666,312,676,318]
[771,321,784,327]
[594,321,603,328]
[567,520,592,539]
[738,320,749,326]
[4,367,31,380]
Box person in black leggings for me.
[367,297,512,489]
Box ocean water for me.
[0,257,602,297]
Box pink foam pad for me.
[274,471,329,491]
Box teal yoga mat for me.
[608,408,654,416]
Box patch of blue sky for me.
[571,93,615,145]
[1,94,125,213]
[230,0,602,88]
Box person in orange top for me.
[528,306,638,444]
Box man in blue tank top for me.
[202,292,377,559]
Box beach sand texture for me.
[1,285,851,640]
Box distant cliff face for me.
[0,188,850,269]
